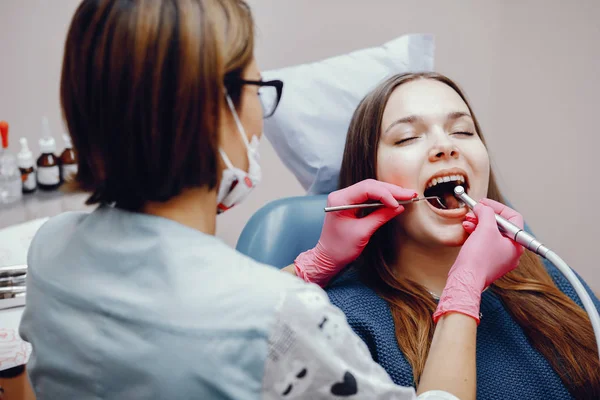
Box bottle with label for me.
[60,134,77,183]
[18,137,36,194]
[37,118,61,191]
[0,121,23,204]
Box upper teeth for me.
[427,174,466,188]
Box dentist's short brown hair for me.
[60,0,254,211]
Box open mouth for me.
[423,173,469,210]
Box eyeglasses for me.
[225,78,284,118]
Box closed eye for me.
[395,137,419,145]
[451,131,475,137]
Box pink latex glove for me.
[294,179,417,287]
[433,199,525,324]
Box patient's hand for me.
[293,179,416,287]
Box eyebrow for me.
[384,111,472,134]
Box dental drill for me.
[454,185,600,360]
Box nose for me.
[428,135,459,162]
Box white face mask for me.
[216,94,262,214]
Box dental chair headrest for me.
[262,33,435,194]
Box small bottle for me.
[60,134,77,183]
[18,138,36,194]
[37,118,61,191]
[0,121,23,204]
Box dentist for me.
[19,1,521,399]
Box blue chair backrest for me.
[236,195,533,269]
[236,195,327,269]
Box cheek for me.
[473,142,490,174]
[253,116,264,139]
[376,147,421,189]
[240,91,264,137]
[466,141,491,196]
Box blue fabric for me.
[326,261,600,400]
[19,206,314,400]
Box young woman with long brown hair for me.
[294,72,600,399]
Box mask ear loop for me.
[224,90,251,148]
[218,89,249,172]
[218,148,236,171]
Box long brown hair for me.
[338,72,600,398]
[61,0,254,211]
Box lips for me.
[425,197,469,218]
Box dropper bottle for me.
[37,117,61,191]
[0,121,23,204]
[18,138,36,194]
[60,134,77,183]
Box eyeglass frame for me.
[224,78,284,118]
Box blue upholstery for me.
[236,195,533,270]
[236,195,327,269]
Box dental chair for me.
[236,195,327,269]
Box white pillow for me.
[262,34,435,194]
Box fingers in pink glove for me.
[465,211,476,222]
[328,179,417,209]
[472,203,499,231]
[462,205,499,235]
[378,182,418,207]
[359,205,406,234]
[462,221,476,234]
[368,182,417,209]
[462,200,525,235]
[349,180,416,233]
[462,210,477,234]
[478,198,524,229]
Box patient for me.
[325,72,600,399]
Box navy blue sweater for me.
[326,260,600,399]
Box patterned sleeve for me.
[261,285,459,400]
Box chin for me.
[430,225,468,247]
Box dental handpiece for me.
[453,186,550,257]
[454,185,600,359]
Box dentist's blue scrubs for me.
[18,205,456,399]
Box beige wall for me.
[1,0,599,288]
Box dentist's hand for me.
[294,179,417,287]
[433,199,524,324]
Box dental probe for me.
[324,196,445,212]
